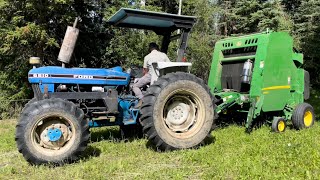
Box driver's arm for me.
[143,56,148,75]
[143,68,148,75]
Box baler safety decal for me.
[262,85,291,91]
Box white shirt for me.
[143,50,170,74]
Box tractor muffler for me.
[58,18,80,67]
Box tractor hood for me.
[28,66,130,86]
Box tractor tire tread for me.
[140,72,217,151]
[15,98,89,165]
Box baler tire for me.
[271,118,286,133]
[15,98,90,165]
[292,103,315,130]
[140,72,217,151]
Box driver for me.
[133,42,170,108]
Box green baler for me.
[208,31,314,132]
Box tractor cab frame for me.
[107,8,197,62]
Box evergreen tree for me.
[294,0,320,85]
[218,0,293,36]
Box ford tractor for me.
[16,9,215,165]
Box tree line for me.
[0,0,319,118]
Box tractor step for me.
[92,111,119,115]
[92,116,116,122]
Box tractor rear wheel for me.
[15,98,90,165]
[140,72,216,151]
[292,103,315,130]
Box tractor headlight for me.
[29,57,41,65]
[29,57,41,68]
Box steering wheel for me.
[127,65,143,78]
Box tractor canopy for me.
[107,8,197,61]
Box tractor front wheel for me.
[140,72,216,151]
[292,103,315,130]
[15,98,90,165]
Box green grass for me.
[1,119,320,179]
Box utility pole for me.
[178,0,182,15]
[141,0,145,7]
[177,0,182,34]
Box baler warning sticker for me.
[259,61,264,68]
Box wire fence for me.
[0,99,31,120]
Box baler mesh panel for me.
[222,46,257,58]
[221,62,244,92]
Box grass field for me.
[1,117,320,179]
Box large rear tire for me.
[15,98,90,165]
[140,72,216,150]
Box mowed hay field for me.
[0,115,320,179]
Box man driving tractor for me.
[133,42,171,108]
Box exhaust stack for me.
[58,18,79,67]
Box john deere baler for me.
[208,31,313,132]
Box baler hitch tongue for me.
[58,17,80,67]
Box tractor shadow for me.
[90,127,217,152]
[214,115,267,132]
[89,127,143,143]
[145,135,216,152]
[215,115,298,132]
[80,145,102,160]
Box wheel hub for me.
[277,121,285,132]
[37,120,72,150]
[167,102,190,125]
[164,96,197,132]
[304,111,313,127]
[47,128,63,142]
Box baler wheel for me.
[140,72,217,151]
[271,118,286,132]
[292,103,315,130]
[15,98,90,165]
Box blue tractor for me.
[16,9,216,165]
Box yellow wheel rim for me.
[304,111,313,127]
[277,120,285,132]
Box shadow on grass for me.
[214,115,247,129]
[79,145,102,161]
[41,145,102,167]
[90,125,144,143]
[145,135,217,152]
[90,125,217,152]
